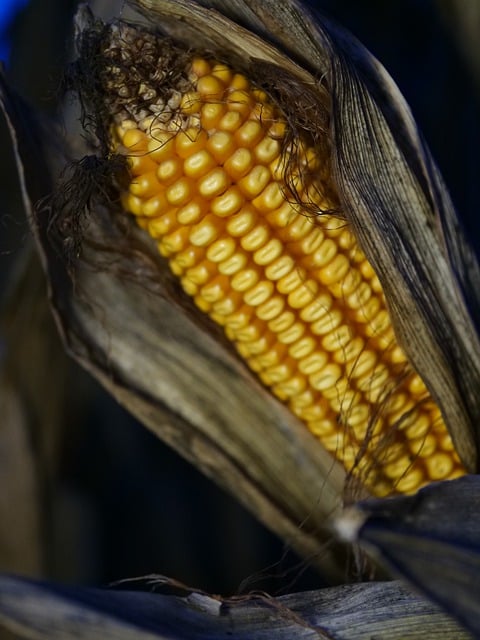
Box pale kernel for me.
[166,177,195,207]
[200,275,229,302]
[198,168,230,198]
[183,149,217,179]
[299,294,333,323]
[218,252,248,275]
[240,224,269,251]
[311,309,342,336]
[253,238,283,266]
[189,215,222,246]
[309,363,342,391]
[277,322,305,344]
[211,187,245,217]
[255,296,285,321]
[226,207,258,237]
[268,310,295,333]
[244,280,275,306]
[231,268,260,292]
[177,197,209,225]
[265,255,295,281]
[322,325,352,352]
[206,238,236,263]
[298,352,328,375]
[288,280,319,309]
[288,336,316,359]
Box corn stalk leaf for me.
[0,573,471,640]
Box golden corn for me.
[111,56,465,496]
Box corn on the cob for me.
[103,34,464,496]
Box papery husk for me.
[0,573,470,640]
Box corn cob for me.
[101,28,465,496]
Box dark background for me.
[0,0,478,594]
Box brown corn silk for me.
[96,21,463,496]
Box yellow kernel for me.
[198,168,230,198]
[173,246,204,269]
[304,238,337,268]
[330,268,362,298]
[231,268,259,292]
[219,111,244,132]
[206,238,236,263]
[127,153,158,176]
[404,412,434,440]
[309,363,342,392]
[394,468,425,493]
[298,352,328,375]
[298,400,330,422]
[146,131,175,162]
[183,149,217,179]
[273,375,307,398]
[254,136,281,164]
[200,275,229,302]
[282,214,314,242]
[346,350,378,380]
[408,374,428,396]
[265,255,295,281]
[226,207,258,237]
[299,294,333,323]
[383,456,413,481]
[230,73,250,91]
[207,131,236,163]
[227,89,254,116]
[211,63,233,84]
[354,296,381,324]
[142,191,169,217]
[256,295,285,321]
[166,177,195,207]
[224,306,253,330]
[235,320,264,342]
[189,214,222,246]
[175,128,208,158]
[424,453,454,480]
[176,197,209,225]
[130,171,161,198]
[181,277,198,296]
[311,309,343,336]
[253,182,284,212]
[235,120,264,147]
[186,261,216,285]
[224,148,254,180]
[249,343,286,369]
[277,322,305,344]
[289,389,316,411]
[147,210,178,238]
[197,74,225,98]
[298,228,325,255]
[158,227,189,255]
[253,238,283,266]
[317,253,350,286]
[157,158,183,185]
[309,419,336,437]
[288,280,319,309]
[211,187,245,217]
[276,268,307,295]
[212,291,242,316]
[240,224,269,251]
[238,165,272,199]
[409,433,437,458]
[236,334,274,357]
[190,57,211,78]
[244,280,275,306]
[333,336,365,364]
[260,360,295,384]
[347,282,372,310]
[268,310,295,333]
[322,325,353,352]
[288,336,316,359]
[218,252,248,275]
[123,128,147,151]
[179,91,201,115]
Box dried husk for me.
[0,573,470,640]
